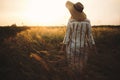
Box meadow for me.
[0,26,120,80]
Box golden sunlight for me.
[0,0,120,26]
[22,0,68,26]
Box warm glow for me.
[0,0,120,26]
[21,0,68,26]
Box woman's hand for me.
[61,44,66,52]
[89,44,98,54]
[91,45,98,54]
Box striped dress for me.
[63,19,95,68]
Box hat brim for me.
[66,1,86,21]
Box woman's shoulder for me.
[68,18,90,23]
[68,19,91,25]
[67,19,91,28]
[84,19,90,23]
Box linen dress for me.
[63,19,95,68]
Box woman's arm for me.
[61,23,71,52]
[87,23,95,45]
[87,23,98,54]
[63,23,71,45]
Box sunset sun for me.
[22,0,68,26]
[0,0,120,26]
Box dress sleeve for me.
[63,23,71,44]
[87,23,95,46]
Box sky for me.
[0,0,120,26]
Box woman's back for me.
[68,21,90,48]
[63,21,95,49]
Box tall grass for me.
[14,27,65,51]
[1,26,120,80]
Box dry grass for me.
[0,26,120,80]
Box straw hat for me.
[66,1,86,21]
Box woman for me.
[62,1,96,75]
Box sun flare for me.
[22,0,68,26]
[0,0,120,26]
